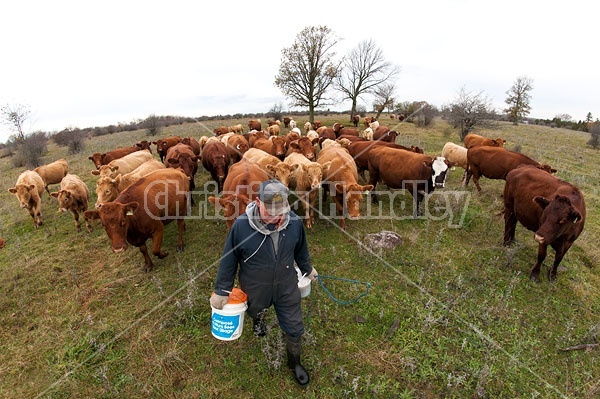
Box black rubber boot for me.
[285,334,309,386]
[253,310,267,337]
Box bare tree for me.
[447,87,496,140]
[1,103,31,143]
[274,26,339,123]
[372,82,396,120]
[504,76,533,125]
[335,39,399,122]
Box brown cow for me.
[84,168,190,272]
[363,117,373,129]
[220,133,249,163]
[285,152,331,229]
[312,120,323,130]
[465,146,556,191]
[316,126,335,146]
[267,124,280,136]
[228,124,244,134]
[8,170,45,227]
[181,137,201,156]
[248,119,262,131]
[367,147,450,218]
[88,146,141,169]
[242,148,293,187]
[95,159,166,207]
[373,126,398,143]
[213,126,230,136]
[92,150,154,178]
[152,136,182,162]
[135,140,153,152]
[463,133,506,149]
[352,114,360,127]
[34,158,69,194]
[287,136,319,161]
[348,141,425,181]
[50,173,92,233]
[253,136,287,161]
[201,140,230,192]
[208,159,269,229]
[317,145,373,230]
[165,143,199,192]
[503,165,586,282]
[283,117,292,128]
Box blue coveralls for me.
[214,203,313,337]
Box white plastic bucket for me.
[211,301,248,341]
[298,275,311,298]
[295,266,312,298]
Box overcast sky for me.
[1,0,598,143]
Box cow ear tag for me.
[126,210,134,216]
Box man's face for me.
[257,199,285,225]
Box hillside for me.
[0,117,598,398]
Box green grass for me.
[0,116,598,398]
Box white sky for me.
[1,0,598,142]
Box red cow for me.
[503,165,586,282]
[367,146,450,218]
[283,117,292,128]
[373,126,398,143]
[221,134,249,163]
[152,136,182,163]
[317,145,373,230]
[208,159,269,229]
[463,133,506,149]
[253,136,287,161]
[84,168,190,272]
[201,140,231,192]
[88,146,142,169]
[312,120,323,130]
[352,114,360,127]
[213,126,230,136]
[287,136,319,161]
[348,141,425,180]
[165,143,199,192]
[181,137,201,156]
[135,140,153,152]
[465,146,556,191]
[248,119,262,132]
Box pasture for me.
[0,116,598,398]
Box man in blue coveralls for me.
[210,179,318,386]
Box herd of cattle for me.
[7,117,586,281]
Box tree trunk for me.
[350,98,358,122]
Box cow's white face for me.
[432,157,450,188]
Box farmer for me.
[210,179,318,386]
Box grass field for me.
[0,116,598,398]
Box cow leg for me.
[176,219,185,252]
[139,244,154,272]
[151,228,168,259]
[503,207,517,246]
[464,168,472,187]
[70,209,82,233]
[530,243,548,283]
[460,170,468,187]
[548,241,572,282]
[472,171,482,192]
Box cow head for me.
[88,153,104,169]
[135,140,152,153]
[167,155,198,181]
[537,164,558,174]
[208,193,251,230]
[271,137,287,160]
[336,182,374,220]
[51,189,75,212]
[266,163,292,187]
[95,176,121,208]
[533,194,584,245]
[432,157,451,188]
[8,184,37,208]
[84,202,138,253]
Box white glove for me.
[210,294,229,309]
[308,267,318,282]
